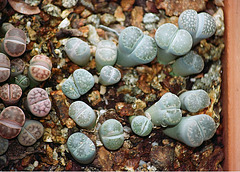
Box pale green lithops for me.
[129,116,153,137]
[64,37,91,66]
[178,9,216,45]
[14,74,30,91]
[163,114,216,147]
[172,51,204,76]
[69,101,96,129]
[62,69,94,99]
[154,23,193,64]
[145,92,182,127]
[116,26,157,67]
[179,89,210,113]
[99,119,124,150]
[0,136,8,155]
[99,66,121,86]
[67,132,96,164]
[95,40,117,72]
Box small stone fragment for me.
[131,6,144,28]
[42,4,61,17]
[114,6,125,22]
[121,0,135,11]
[62,0,78,8]
[100,14,116,26]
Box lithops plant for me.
[145,92,182,127]
[116,26,157,67]
[0,106,25,139]
[0,83,22,105]
[62,69,94,99]
[26,87,51,117]
[64,37,91,66]
[10,58,25,77]
[95,40,117,72]
[0,136,8,155]
[99,119,124,150]
[163,114,216,147]
[179,89,210,113]
[155,23,193,64]
[0,23,14,37]
[14,75,30,91]
[99,66,121,86]
[0,53,10,83]
[178,9,216,45]
[67,132,96,164]
[17,120,44,146]
[129,115,153,137]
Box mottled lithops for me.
[69,101,96,129]
[26,88,51,117]
[62,69,94,99]
[0,106,25,139]
[10,58,25,77]
[0,136,8,155]
[129,115,153,137]
[155,23,193,64]
[163,114,216,147]
[179,89,210,113]
[99,119,124,150]
[95,40,117,72]
[0,83,22,105]
[178,9,216,45]
[116,26,157,67]
[14,75,30,91]
[99,66,121,86]
[145,92,182,127]
[67,132,96,164]
[0,53,10,83]
[17,120,44,146]
[64,37,91,66]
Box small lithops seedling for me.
[99,66,121,86]
[26,87,51,117]
[0,23,14,37]
[14,74,30,91]
[95,40,117,72]
[99,119,124,150]
[10,58,25,77]
[178,9,216,45]
[145,92,182,127]
[163,114,216,147]
[0,53,10,83]
[172,51,204,77]
[17,120,44,146]
[129,115,153,137]
[67,132,96,164]
[0,83,22,105]
[155,23,193,64]
[0,106,25,139]
[64,37,91,66]
[116,26,157,67]
[69,101,96,129]
[62,68,94,99]
[179,89,210,113]
[0,136,8,155]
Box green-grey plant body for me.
[14,74,30,91]
[99,119,124,150]
[145,92,182,127]
[62,68,94,99]
[0,136,8,155]
[179,89,210,113]
[99,66,121,86]
[69,101,96,129]
[163,114,216,147]
[67,132,96,164]
[116,26,157,67]
[64,37,91,66]
[154,23,193,64]
[95,40,117,72]
[129,115,153,137]
[178,9,216,45]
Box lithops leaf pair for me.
[99,66,121,86]
[0,136,9,155]
[163,114,216,147]
[14,74,30,91]
[129,115,153,137]
[0,83,22,105]
[116,26,157,67]
[0,53,10,83]
[10,58,25,77]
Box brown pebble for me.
[121,0,135,11]
[131,6,144,29]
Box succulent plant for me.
[10,58,25,77]
[178,9,216,45]
[163,114,216,147]
[17,120,44,146]
[64,37,91,66]
[67,132,96,164]
[145,92,182,127]
[0,83,22,105]
[99,65,121,86]
[99,119,124,150]
[154,23,193,64]
[0,23,14,37]
[95,40,117,72]
[129,115,153,137]
[14,74,30,91]
[26,87,51,117]
[172,51,204,77]
[116,26,157,67]
[0,106,25,139]
[179,89,210,113]
[0,136,8,155]
[62,68,94,99]
[0,53,10,83]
